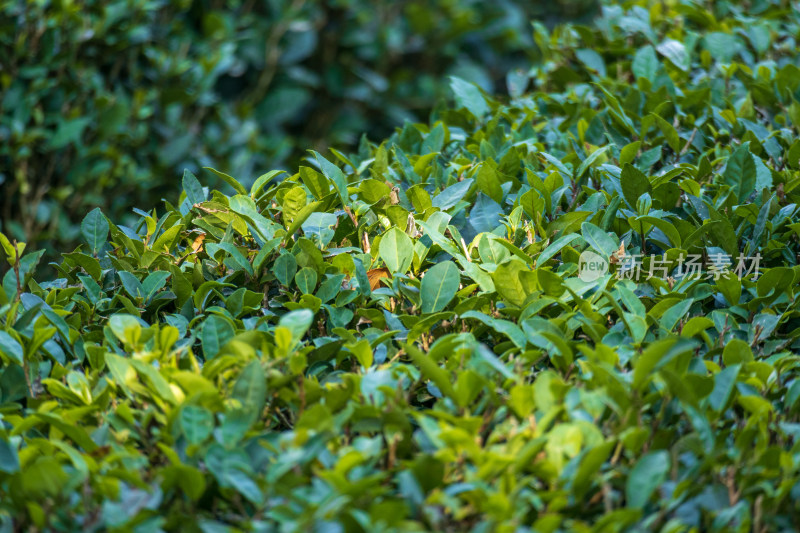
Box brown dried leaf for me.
[367,268,391,290]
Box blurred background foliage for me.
[0,0,597,260]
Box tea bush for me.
[0,0,595,259]
[3,0,800,531]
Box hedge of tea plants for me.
[2,0,800,531]
[0,0,595,258]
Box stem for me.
[12,239,21,301]
[23,358,34,398]
[639,222,647,256]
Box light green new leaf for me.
[722,338,753,365]
[151,224,183,253]
[285,201,322,241]
[251,170,286,198]
[492,260,536,307]
[281,186,307,225]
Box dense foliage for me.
[3,0,800,531]
[0,0,595,258]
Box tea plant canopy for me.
[2,1,800,531]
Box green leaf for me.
[716,274,741,306]
[406,184,432,212]
[537,233,585,265]
[476,163,504,203]
[492,260,536,307]
[571,441,615,498]
[203,167,247,195]
[633,338,678,390]
[709,364,740,412]
[620,164,652,208]
[651,113,681,153]
[0,331,24,365]
[353,255,372,297]
[0,231,23,266]
[723,144,757,203]
[348,339,373,368]
[407,343,456,401]
[285,201,322,240]
[205,444,262,503]
[202,316,235,359]
[537,268,564,298]
[251,170,285,198]
[81,208,109,254]
[0,438,20,473]
[657,39,689,71]
[281,186,307,225]
[659,298,693,332]
[722,338,753,365]
[420,261,460,313]
[278,309,314,343]
[477,235,510,265]
[231,359,266,426]
[379,227,414,274]
[576,48,606,76]
[274,253,298,287]
[626,451,670,508]
[312,151,349,206]
[299,166,330,200]
[150,224,184,253]
[295,267,318,294]
[215,242,254,275]
[450,77,489,118]
[581,222,618,258]
[117,271,144,299]
[183,169,206,205]
[575,145,611,181]
[107,314,145,345]
[632,45,659,80]
[34,412,98,452]
[461,311,526,349]
[180,406,214,445]
[638,216,681,248]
